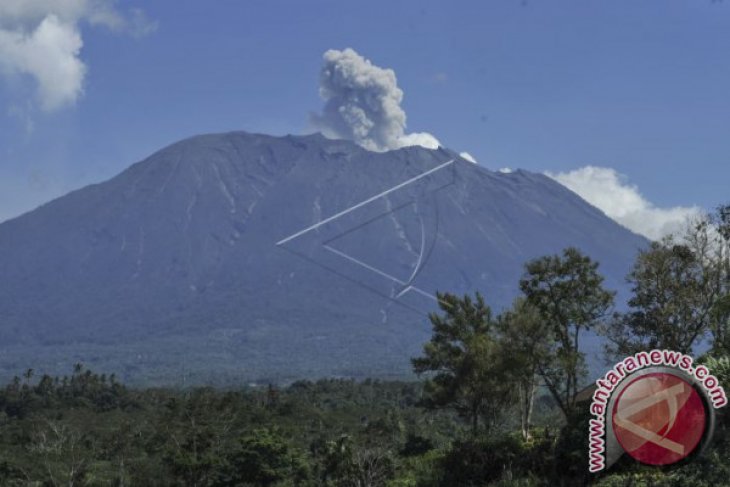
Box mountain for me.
[0,132,648,385]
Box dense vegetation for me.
[0,364,727,486]
[0,205,727,486]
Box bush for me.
[436,434,554,487]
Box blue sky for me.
[1,0,729,237]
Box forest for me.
[0,205,727,487]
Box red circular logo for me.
[612,372,707,466]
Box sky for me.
[1,0,729,240]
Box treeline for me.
[0,205,727,486]
[0,363,582,486]
[0,368,472,486]
[408,205,730,485]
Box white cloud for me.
[459,151,477,163]
[0,0,122,28]
[546,166,702,241]
[498,167,513,174]
[0,0,154,112]
[311,48,440,152]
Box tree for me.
[716,203,730,243]
[411,292,513,436]
[30,419,91,487]
[714,294,730,350]
[161,389,237,486]
[607,216,727,356]
[710,204,730,353]
[519,247,614,418]
[497,298,549,441]
[321,435,394,487]
[227,428,309,486]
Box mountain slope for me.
[0,132,648,384]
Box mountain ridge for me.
[0,131,647,385]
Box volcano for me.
[0,132,647,384]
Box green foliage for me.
[498,298,549,440]
[0,352,729,485]
[606,237,720,356]
[436,434,555,486]
[520,247,615,417]
[714,203,730,243]
[0,369,464,486]
[319,434,395,487]
[228,428,310,486]
[3,235,730,485]
[604,208,730,361]
[412,292,514,436]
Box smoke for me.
[311,48,440,152]
[0,0,156,112]
[0,15,85,111]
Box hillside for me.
[0,132,648,384]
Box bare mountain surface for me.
[0,132,647,385]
